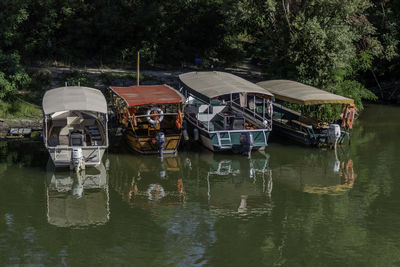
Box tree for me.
[0,0,30,101]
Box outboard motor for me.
[182,120,189,141]
[328,124,341,145]
[156,132,166,157]
[71,148,84,172]
[240,132,253,157]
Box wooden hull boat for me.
[179,71,274,155]
[109,84,186,156]
[125,130,181,154]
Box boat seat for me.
[70,131,85,146]
[231,113,245,130]
[89,129,100,135]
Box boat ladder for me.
[217,132,232,148]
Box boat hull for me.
[186,118,270,152]
[272,119,347,147]
[125,132,181,154]
[47,146,106,168]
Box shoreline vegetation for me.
[1,0,400,131]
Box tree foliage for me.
[0,0,399,109]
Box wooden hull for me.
[125,132,181,154]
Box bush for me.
[63,71,93,87]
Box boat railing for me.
[230,101,272,131]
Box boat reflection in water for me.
[273,149,356,195]
[190,151,273,217]
[110,150,273,216]
[110,155,185,207]
[46,161,110,227]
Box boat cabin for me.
[179,71,274,153]
[108,84,186,155]
[257,80,357,147]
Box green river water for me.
[0,104,399,266]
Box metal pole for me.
[105,114,109,146]
[137,52,140,86]
[207,103,210,131]
[253,96,256,117]
[263,98,265,121]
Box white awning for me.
[179,71,273,102]
[42,86,107,115]
[257,80,354,105]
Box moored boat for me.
[257,80,357,147]
[42,86,109,171]
[179,71,274,155]
[108,84,186,155]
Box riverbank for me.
[3,64,397,137]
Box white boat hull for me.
[47,146,106,168]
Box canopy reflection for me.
[46,161,110,227]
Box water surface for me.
[0,104,399,266]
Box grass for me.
[0,99,42,120]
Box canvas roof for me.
[109,84,185,107]
[179,71,273,102]
[42,86,107,115]
[257,80,354,105]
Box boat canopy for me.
[109,85,185,107]
[179,71,273,103]
[257,80,354,105]
[42,86,107,115]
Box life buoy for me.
[340,104,357,129]
[175,109,183,129]
[146,107,164,125]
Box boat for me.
[46,161,110,227]
[179,71,274,155]
[108,84,186,156]
[42,86,109,171]
[257,80,357,147]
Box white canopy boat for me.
[42,86,109,170]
